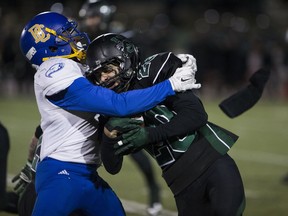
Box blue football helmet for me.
[20,11,90,66]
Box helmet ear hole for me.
[49,46,58,52]
[124,68,133,79]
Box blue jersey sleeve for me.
[48,77,175,116]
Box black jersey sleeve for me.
[98,115,124,175]
[131,52,207,144]
[100,134,124,175]
[146,91,208,144]
[34,125,43,139]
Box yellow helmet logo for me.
[28,24,50,43]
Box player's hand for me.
[104,117,144,138]
[177,54,197,72]
[114,127,149,155]
[12,161,33,195]
[169,66,201,92]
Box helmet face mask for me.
[87,59,135,92]
[56,21,89,49]
[86,33,140,92]
[20,12,90,66]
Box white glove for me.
[177,54,197,73]
[169,67,201,92]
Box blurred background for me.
[0,0,288,99]
[1,0,288,216]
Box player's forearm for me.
[146,93,208,144]
[27,125,42,162]
[27,136,38,162]
[48,77,175,117]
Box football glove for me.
[177,54,197,73]
[169,66,201,92]
[104,117,144,138]
[114,127,150,155]
[12,161,33,196]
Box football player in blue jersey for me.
[19,11,199,216]
[86,33,246,216]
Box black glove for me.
[12,161,33,195]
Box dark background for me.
[1,0,288,99]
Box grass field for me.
[0,95,288,216]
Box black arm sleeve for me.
[219,68,270,118]
[98,115,123,175]
[100,134,123,175]
[146,91,208,144]
[34,125,43,139]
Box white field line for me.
[121,199,177,216]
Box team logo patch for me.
[45,63,65,78]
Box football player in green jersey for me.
[86,33,245,216]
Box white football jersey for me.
[34,58,101,165]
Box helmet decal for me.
[26,47,37,61]
[110,36,135,56]
[28,24,50,43]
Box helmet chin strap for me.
[42,48,86,62]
